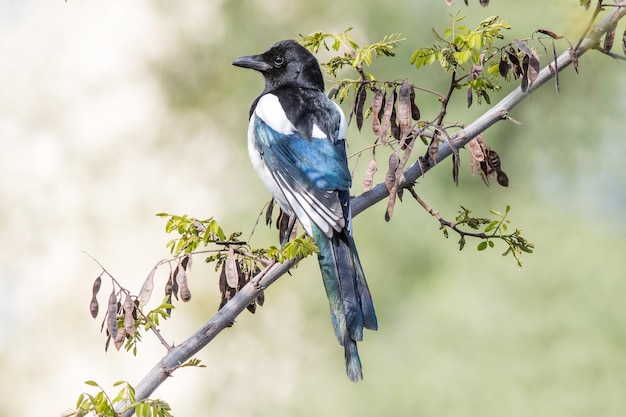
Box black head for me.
[232,40,325,92]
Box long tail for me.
[312,224,378,382]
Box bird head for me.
[232,40,325,92]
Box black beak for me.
[232,54,272,72]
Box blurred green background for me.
[1,0,625,416]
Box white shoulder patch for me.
[254,94,295,135]
[332,101,347,140]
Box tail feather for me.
[344,339,363,382]
[312,224,377,381]
[350,243,378,332]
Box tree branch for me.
[120,4,625,415]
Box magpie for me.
[233,40,378,382]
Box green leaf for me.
[484,220,500,233]
[136,402,151,417]
[84,380,99,387]
[487,62,501,76]
[454,49,472,64]
[477,241,488,251]
[75,393,85,409]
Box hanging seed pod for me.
[397,79,412,139]
[380,89,396,144]
[362,157,377,192]
[371,88,383,137]
[354,84,367,131]
[138,267,156,308]
[106,290,119,340]
[89,276,102,318]
[123,293,135,337]
[409,86,420,121]
[176,265,191,302]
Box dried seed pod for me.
[362,157,377,192]
[371,88,383,137]
[123,293,135,336]
[397,79,412,139]
[225,247,238,288]
[385,153,400,193]
[89,297,99,319]
[409,86,420,121]
[506,48,522,79]
[604,23,617,53]
[176,265,191,302]
[528,50,540,88]
[113,327,126,351]
[521,54,530,92]
[498,59,509,78]
[106,290,118,340]
[354,84,367,131]
[92,276,102,295]
[452,153,460,187]
[138,267,156,308]
[537,29,563,40]
[265,198,275,226]
[380,88,396,144]
[181,254,192,270]
[89,276,102,318]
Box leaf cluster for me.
[63,380,172,417]
[452,205,535,268]
[157,213,230,255]
[299,28,404,79]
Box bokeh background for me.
[1,0,625,416]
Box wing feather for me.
[250,95,351,238]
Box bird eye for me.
[273,56,285,68]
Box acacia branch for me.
[352,2,626,216]
[120,5,625,415]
